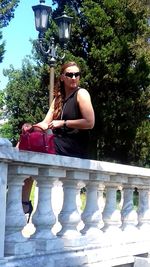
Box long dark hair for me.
[53,61,80,119]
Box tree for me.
[0,123,13,141]
[131,120,150,166]
[4,58,49,144]
[0,31,5,63]
[0,90,4,109]
[0,0,19,27]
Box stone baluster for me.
[0,163,8,258]
[121,185,138,230]
[81,173,108,243]
[137,186,150,233]
[102,180,123,245]
[31,168,65,252]
[57,170,89,247]
[5,165,37,255]
[102,180,122,233]
[81,181,103,243]
[121,184,139,242]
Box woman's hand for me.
[48,120,64,129]
[34,122,49,130]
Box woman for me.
[22,61,95,221]
[37,61,95,158]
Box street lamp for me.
[32,0,73,106]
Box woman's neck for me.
[65,86,78,98]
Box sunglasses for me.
[65,72,81,78]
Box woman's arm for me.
[68,88,95,129]
[35,99,55,130]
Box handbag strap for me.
[33,126,49,151]
[32,125,45,132]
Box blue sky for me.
[0,0,53,90]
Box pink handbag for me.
[18,124,55,154]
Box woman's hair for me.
[53,61,80,119]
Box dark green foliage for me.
[131,120,150,166]
[81,0,150,164]
[0,31,5,63]
[0,123,13,141]
[0,90,5,108]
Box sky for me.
[0,0,53,91]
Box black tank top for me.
[53,88,89,158]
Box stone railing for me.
[1,138,150,267]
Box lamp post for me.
[32,0,72,106]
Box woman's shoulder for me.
[78,87,89,92]
[77,87,91,97]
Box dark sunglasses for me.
[65,72,81,78]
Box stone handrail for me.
[1,138,150,267]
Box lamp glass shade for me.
[32,4,51,32]
[55,12,73,44]
[58,22,70,42]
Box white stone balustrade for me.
[1,140,150,266]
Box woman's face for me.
[61,65,80,90]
